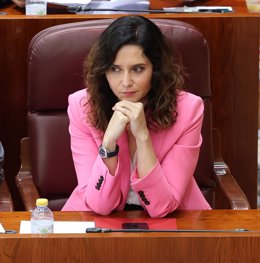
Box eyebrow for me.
[111,63,147,67]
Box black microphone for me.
[85,227,249,233]
[67,5,89,13]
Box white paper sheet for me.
[20,220,95,234]
[0,223,5,233]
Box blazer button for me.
[138,191,145,197]
[95,175,104,190]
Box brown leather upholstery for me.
[0,141,14,211]
[16,19,249,211]
[0,180,14,211]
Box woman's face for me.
[105,44,153,102]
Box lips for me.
[121,91,137,97]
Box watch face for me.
[98,145,119,158]
[99,146,107,158]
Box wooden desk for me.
[0,210,260,263]
[0,0,259,209]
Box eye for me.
[109,65,120,72]
[133,65,145,73]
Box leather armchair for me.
[16,19,250,211]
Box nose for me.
[122,72,133,88]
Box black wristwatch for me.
[98,144,119,159]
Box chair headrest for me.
[28,19,210,111]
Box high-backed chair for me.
[16,19,250,211]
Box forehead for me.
[113,44,149,64]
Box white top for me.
[126,152,141,205]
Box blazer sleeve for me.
[131,93,205,217]
[67,91,128,215]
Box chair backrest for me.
[27,19,215,210]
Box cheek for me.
[139,73,152,91]
[106,74,115,88]
[105,75,119,95]
[105,73,112,85]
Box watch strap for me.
[99,144,119,158]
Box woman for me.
[62,16,211,217]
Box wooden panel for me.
[0,235,260,263]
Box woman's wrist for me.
[101,139,117,152]
[135,129,150,142]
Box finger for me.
[114,100,141,111]
[114,102,144,119]
[112,109,130,124]
[113,105,132,115]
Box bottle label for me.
[31,219,54,234]
[26,3,47,16]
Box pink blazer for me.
[62,89,211,217]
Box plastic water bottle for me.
[25,0,47,16]
[31,198,54,234]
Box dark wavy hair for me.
[84,15,185,132]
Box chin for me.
[120,97,139,102]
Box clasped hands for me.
[104,100,149,145]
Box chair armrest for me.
[16,172,40,211]
[0,180,14,211]
[214,162,250,209]
[16,137,40,211]
[213,128,250,210]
